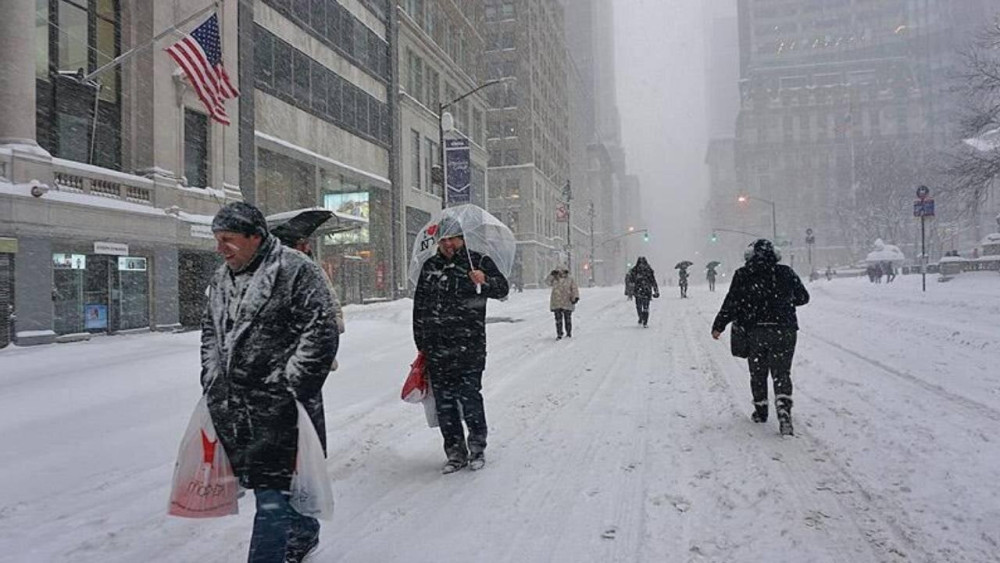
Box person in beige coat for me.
[546,267,579,339]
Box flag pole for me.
[83,0,221,82]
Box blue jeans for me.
[248,489,319,563]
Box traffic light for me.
[710,232,718,243]
[643,231,649,242]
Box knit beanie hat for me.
[211,201,269,238]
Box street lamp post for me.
[737,194,777,242]
[563,180,572,272]
[438,79,509,209]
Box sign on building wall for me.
[445,139,471,205]
[94,242,129,256]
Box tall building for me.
[396,0,489,291]
[731,0,992,268]
[0,0,393,347]
[0,0,244,346]
[483,0,570,288]
[562,0,640,285]
[250,0,394,304]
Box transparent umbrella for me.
[408,204,517,288]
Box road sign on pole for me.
[914,185,932,292]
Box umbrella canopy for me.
[675,261,693,269]
[706,261,721,270]
[865,239,905,264]
[266,207,367,244]
[408,204,517,287]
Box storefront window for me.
[52,252,149,334]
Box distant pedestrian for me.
[706,267,717,292]
[546,266,579,340]
[412,216,510,474]
[201,202,339,563]
[825,266,834,281]
[711,239,809,436]
[625,257,659,327]
[884,262,896,283]
[678,267,690,298]
[874,262,884,284]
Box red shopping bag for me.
[401,352,428,403]
[167,398,240,518]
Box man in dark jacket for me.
[413,217,510,474]
[711,239,809,436]
[201,202,338,563]
[625,257,659,327]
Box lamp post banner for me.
[445,139,471,205]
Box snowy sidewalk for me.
[0,277,998,562]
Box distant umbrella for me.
[675,261,693,269]
[706,261,721,270]
[269,209,333,245]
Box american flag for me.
[165,14,239,125]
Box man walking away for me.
[711,239,809,436]
[678,267,690,298]
[706,267,717,292]
[546,266,579,339]
[201,202,338,563]
[413,217,510,474]
[625,257,659,327]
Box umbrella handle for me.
[476,284,482,294]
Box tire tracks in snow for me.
[685,306,922,562]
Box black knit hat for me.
[211,201,269,238]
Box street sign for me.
[805,228,813,236]
[913,198,935,217]
[805,228,815,245]
[916,185,930,200]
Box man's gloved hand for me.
[572,297,579,304]
[653,292,660,298]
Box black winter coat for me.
[413,249,509,375]
[626,264,659,299]
[201,236,338,490]
[712,259,809,334]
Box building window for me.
[472,108,484,146]
[424,137,436,194]
[427,68,440,110]
[38,0,122,169]
[504,149,519,165]
[411,130,421,189]
[184,109,209,188]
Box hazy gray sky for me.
[614,0,731,273]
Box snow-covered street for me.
[1,275,999,563]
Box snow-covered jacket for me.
[712,255,809,334]
[626,260,659,299]
[413,248,509,375]
[201,235,338,490]
[546,269,579,311]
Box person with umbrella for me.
[411,208,512,474]
[706,261,720,292]
[270,210,346,369]
[675,261,693,298]
[710,239,809,436]
[625,257,659,327]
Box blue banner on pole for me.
[445,138,471,205]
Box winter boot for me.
[285,537,320,563]
[776,397,793,436]
[442,457,469,474]
[751,401,768,423]
[468,452,485,471]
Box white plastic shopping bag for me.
[289,401,336,521]
[422,393,439,428]
[167,397,240,518]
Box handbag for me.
[730,323,750,359]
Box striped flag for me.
[165,14,239,125]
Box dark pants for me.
[553,309,573,337]
[634,297,651,325]
[679,281,688,298]
[429,370,487,461]
[746,327,797,419]
[708,279,716,292]
[248,489,320,563]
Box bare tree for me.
[942,17,1000,239]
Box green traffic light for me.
[643,232,649,242]
[710,233,718,243]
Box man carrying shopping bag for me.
[201,202,338,563]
